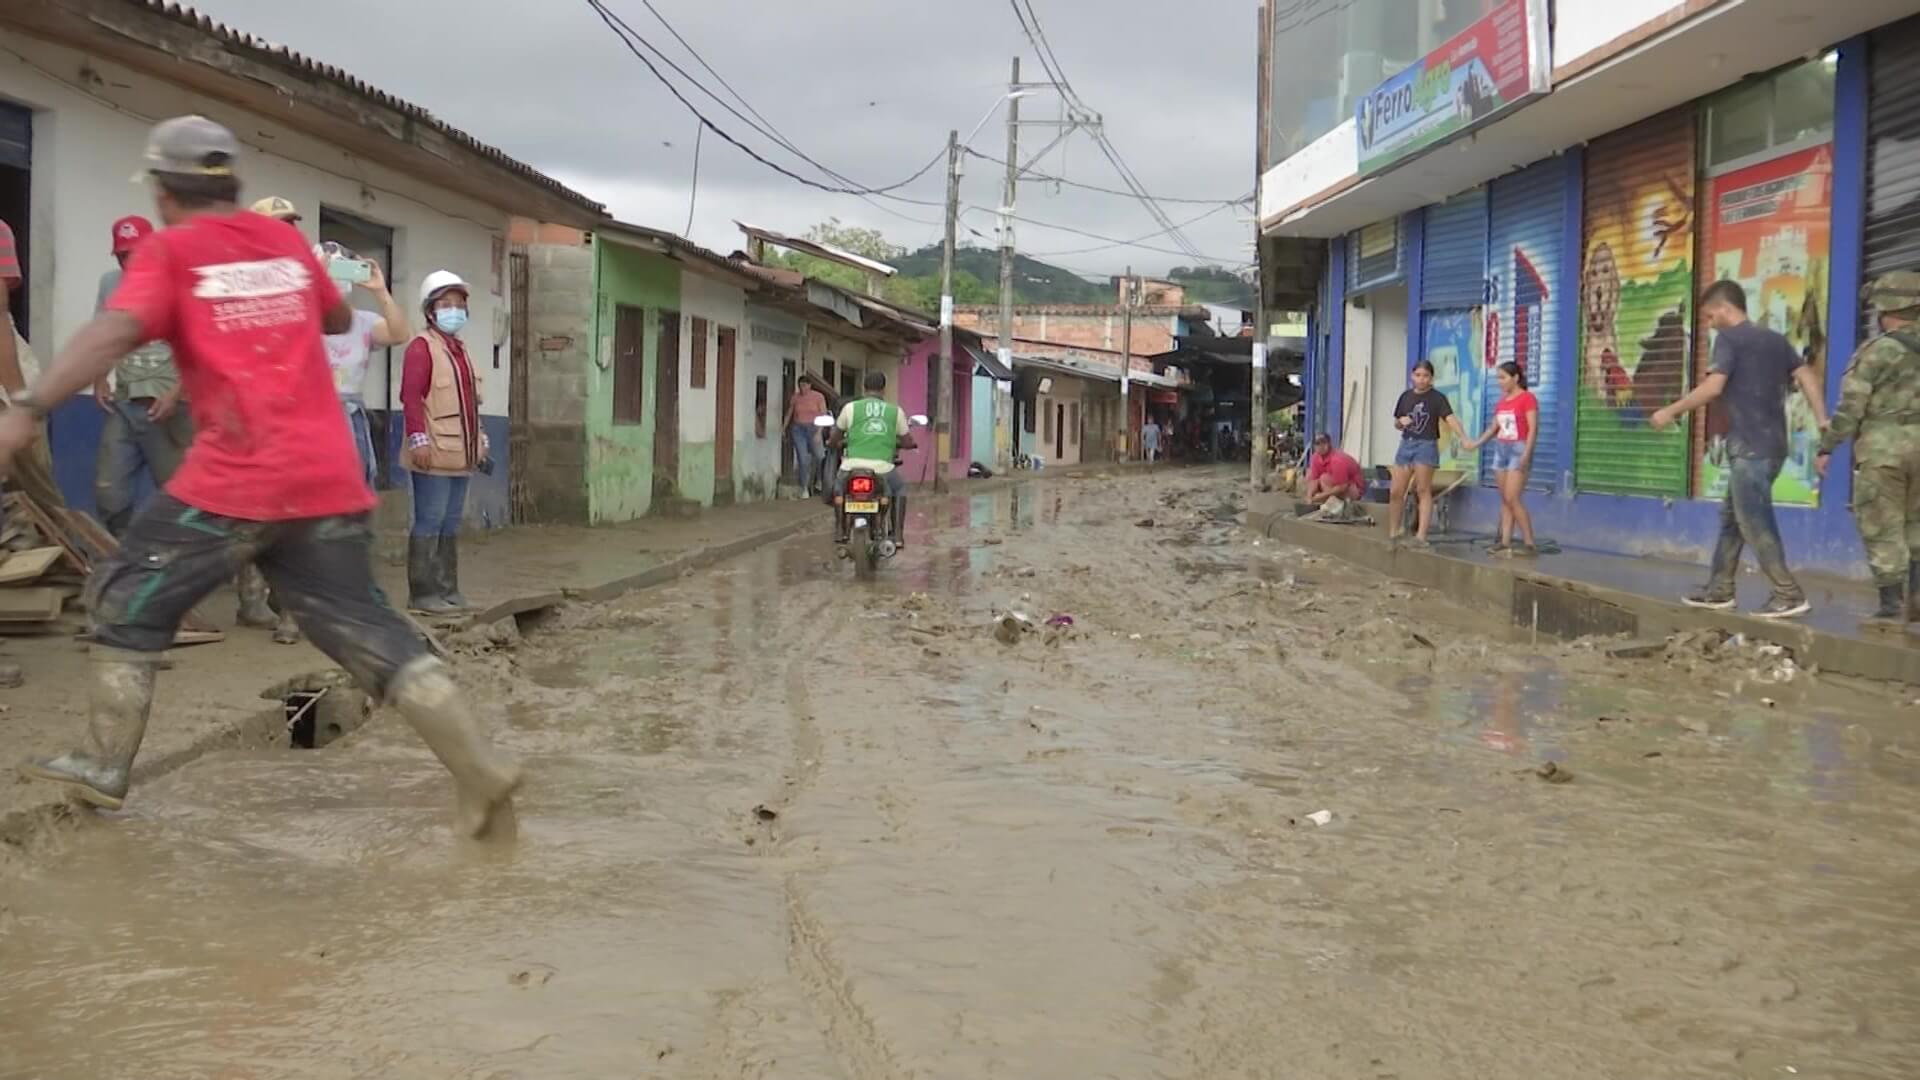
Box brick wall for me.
[953,309,1179,356]
[523,241,593,523]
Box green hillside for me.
[892,245,1110,305]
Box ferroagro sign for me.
[1355,0,1550,176]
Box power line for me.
[963,148,1250,206]
[1022,202,1244,258]
[584,0,946,203]
[1007,0,1212,261]
[964,205,1244,264]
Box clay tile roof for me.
[129,1,604,215]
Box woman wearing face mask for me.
[400,270,487,614]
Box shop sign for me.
[1355,0,1551,176]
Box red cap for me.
[110,215,154,255]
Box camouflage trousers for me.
[1851,451,1920,586]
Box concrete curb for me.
[1250,506,1920,687]
[0,511,831,853]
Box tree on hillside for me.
[1167,264,1256,307]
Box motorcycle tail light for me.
[849,475,876,496]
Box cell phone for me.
[327,257,372,285]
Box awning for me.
[964,342,1015,381]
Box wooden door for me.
[714,327,737,504]
[653,311,680,498]
[1055,403,1065,461]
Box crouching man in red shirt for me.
[2,117,519,839]
[1303,432,1364,505]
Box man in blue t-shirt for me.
[1652,279,1828,619]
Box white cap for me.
[419,269,469,308]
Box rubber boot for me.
[389,656,521,839]
[235,564,276,628]
[408,536,458,615]
[436,535,470,611]
[17,650,158,810]
[1869,583,1906,626]
[892,496,908,550]
[272,607,302,646]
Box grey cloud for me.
[182,0,1255,274]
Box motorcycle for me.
[815,412,927,579]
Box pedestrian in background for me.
[1141,416,1161,465]
[786,378,828,497]
[11,115,518,837]
[1388,358,1466,546]
[1817,270,1920,625]
[0,216,65,512]
[91,215,190,537]
[402,269,487,615]
[1303,432,1363,506]
[1652,279,1828,619]
[1464,361,1539,556]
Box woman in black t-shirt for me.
[1389,359,1467,544]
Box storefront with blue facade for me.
[1299,17,1920,581]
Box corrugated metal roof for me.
[122,1,604,214]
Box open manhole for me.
[274,677,371,750]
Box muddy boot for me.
[892,496,907,550]
[271,608,302,646]
[1868,584,1906,628]
[235,564,276,628]
[17,649,158,810]
[407,536,458,615]
[436,535,470,611]
[389,656,521,839]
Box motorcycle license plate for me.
[845,501,880,514]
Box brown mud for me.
[2,467,1917,1078]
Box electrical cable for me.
[964,205,1244,263]
[963,148,1250,206]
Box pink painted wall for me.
[896,338,971,483]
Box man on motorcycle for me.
[829,371,917,546]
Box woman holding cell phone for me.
[1388,359,1468,546]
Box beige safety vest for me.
[412,330,481,475]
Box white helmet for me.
[419,269,469,308]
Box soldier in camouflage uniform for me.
[1816,270,1920,623]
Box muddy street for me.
[3,467,1917,1079]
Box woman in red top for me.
[400,270,486,613]
[1465,362,1539,556]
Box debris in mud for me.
[1654,628,1803,683]
[507,969,555,987]
[0,663,25,689]
[1045,614,1074,628]
[752,804,779,822]
[1533,761,1574,784]
[449,617,521,655]
[1303,809,1334,826]
[903,592,931,611]
[1135,517,1156,528]
[995,612,1035,645]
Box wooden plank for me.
[0,587,65,622]
[0,546,64,585]
[7,494,88,574]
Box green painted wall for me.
[588,241,681,524]
[680,442,715,505]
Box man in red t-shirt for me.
[0,117,518,838]
[1303,433,1364,505]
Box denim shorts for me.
[1488,440,1527,472]
[1394,438,1439,469]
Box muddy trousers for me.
[56,493,519,833]
[1851,452,1920,588]
[1706,455,1803,603]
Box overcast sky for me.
[179,0,1257,280]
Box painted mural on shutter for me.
[1483,159,1566,490]
[1864,17,1920,340]
[1694,143,1833,505]
[1423,190,1489,473]
[1422,189,1488,308]
[1573,109,1696,497]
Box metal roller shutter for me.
[1484,158,1568,490]
[1865,17,1920,338]
[1422,189,1488,309]
[1348,218,1403,293]
[1573,108,1697,497]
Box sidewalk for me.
[1249,492,1920,687]
[0,497,824,845]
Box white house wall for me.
[0,27,510,416]
[742,304,803,500]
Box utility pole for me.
[996,57,1021,399]
[934,127,960,495]
[1251,312,1268,489]
[1120,266,1134,464]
